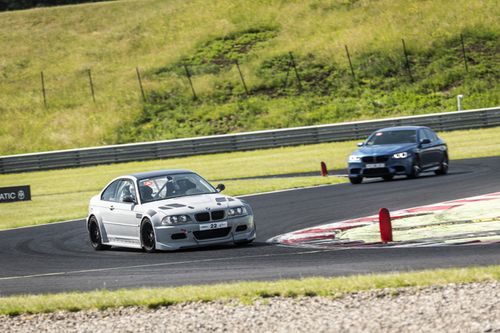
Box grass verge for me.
[1,265,499,316]
[0,0,498,154]
[0,126,500,230]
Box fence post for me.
[87,69,96,103]
[460,34,469,73]
[401,39,414,82]
[183,64,197,100]
[345,45,356,80]
[40,71,47,108]
[288,51,302,91]
[235,60,249,96]
[283,61,291,88]
[136,67,146,101]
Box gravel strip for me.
[2,282,500,333]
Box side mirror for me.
[357,142,364,147]
[216,183,225,192]
[122,195,136,204]
[420,138,431,145]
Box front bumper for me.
[348,158,413,178]
[153,214,256,251]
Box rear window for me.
[366,130,417,145]
[101,180,120,202]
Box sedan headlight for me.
[348,155,361,163]
[227,206,247,217]
[393,152,409,159]
[161,215,191,225]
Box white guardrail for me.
[1,106,499,174]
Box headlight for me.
[393,152,409,159]
[348,155,361,163]
[161,215,191,225]
[227,206,247,217]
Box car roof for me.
[129,169,195,180]
[376,125,430,132]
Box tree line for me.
[0,0,109,11]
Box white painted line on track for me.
[0,248,333,281]
[0,218,84,232]
[238,183,342,198]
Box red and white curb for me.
[267,192,500,248]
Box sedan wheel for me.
[349,176,363,185]
[141,220,156,253]
[407,164,421,179]
[88,217,110,251]
[435,156,449,175]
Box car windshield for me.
[138,172,217,203]
[366,130,417,145]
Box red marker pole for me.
[379,208,393,243]
[320,162,328,177]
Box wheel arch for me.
[139,216,158,251]
[139,216,157,241]
[87,214,97,230]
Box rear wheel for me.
[88,217,110,251]
[382,175,394,181]
[435,155,449,175]
[141,219,156,253]
[349,176,363,184]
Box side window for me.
[425,129,438,141]
[116,179,136,203]
[101,180,120,202]
[419,130,429,142]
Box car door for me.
[99,179,121,238]
[424,129,444,167]
[110,179,141,241]
[418,129,434,168]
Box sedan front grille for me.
[195,212,210,222]
[195,210,226,222]
[193,227,231,240]
[363,168,390,175]
[211,210,225,220]
[361,156,389,163]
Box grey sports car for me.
[87,169,256,252]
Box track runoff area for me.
[270,192,500,248]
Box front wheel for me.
[407,164,420,179]
[141,220,156,253]
[88,217,110,251]
[349,176,363,184]
[435,155,449,175]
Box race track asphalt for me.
[1,156,500,296]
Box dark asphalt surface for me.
[1,156,500,296]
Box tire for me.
[349,176,363,184]
[88,216,110,251]
[435,155,449,175]
[407,164,421,179]
[382,175,394,181]
[141,219,156,253]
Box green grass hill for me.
[0,0,498,155]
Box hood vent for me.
[167,203,186,208]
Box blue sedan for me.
[347,126,449,184]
